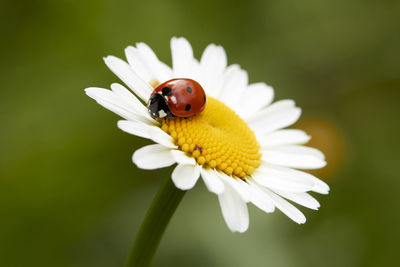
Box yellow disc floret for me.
[161,96,262,179]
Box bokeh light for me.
[296,116,347,179]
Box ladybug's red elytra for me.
[147,78,206,119]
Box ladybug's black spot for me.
[204,95,206,104]
[185,104,191,111]
[162,87,172,96]
[186,86,192,93]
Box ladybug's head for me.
[148,93,174,119]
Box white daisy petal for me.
[110,83,147,113]
[125,46,152,83]
[170,150,196,165]
[147,129,177,149]
[110,83,157,123]
[258,164,329,194]
[258,129,310,147]
[279,145,325,159]
[261,145,326,169]
[246,179,275,213]
[171,164,201,190]
[273,190,320,210]
[219,65,248,108]
[85,87,149,122]
[217,173,250,202]
[309,175,330,194]
[104,55,153,101]
[237,82,274,118]
[96,100,145,122]
[200,169,225,195]
[262,99,295,113]
[199,44,227,97]
[135,42,173,81]
[218,183,249,233]
[260,187,306,224]
[252,167,314,193]
[132,144,175,170]
[117,120,150,138]
[125,43,172,83]
[117,120,176,148]
[171,37,198,79]
[247,100,301,134]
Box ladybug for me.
[147,78,206,119]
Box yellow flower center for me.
[161,96,262,178]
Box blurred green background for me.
[1,0,399,266]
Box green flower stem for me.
[124,176,186,267]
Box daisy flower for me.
[85,37,329,233]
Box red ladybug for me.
[147,78,206,119]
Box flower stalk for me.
[124,176,186,267]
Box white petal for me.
[170,37,198,79]
[199,44,227,97]
[143,127,176,148]
[117,120,150,138]
[110,83,157,123]
[261,145,326,169]
[132,144,175,170]
[309,175,330,194]
[219,65,248,108]
[218,183,249,232]
[125,46,152,83]
[258,164,329,194]
[258,129,310,147]
[200,169,225,195]
[171,164,201,190]
[246,179,275,213]
[96,100,144,122]
[170,150,196,165]
[247,100,301,134]
[85,87,149,122]
[260,187,306,224]
[277,145,325,159]
[125,43,172,83]
[104,56,153,101]
[273,190,320,210]
[236,83,274,118]
[135,42,173,81]
[217,173,250,202]
[262,99,295,113]
[252,167,314,193]
[118,120,176,148]
[110,83,147,113]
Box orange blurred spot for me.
[296,117,347,180]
